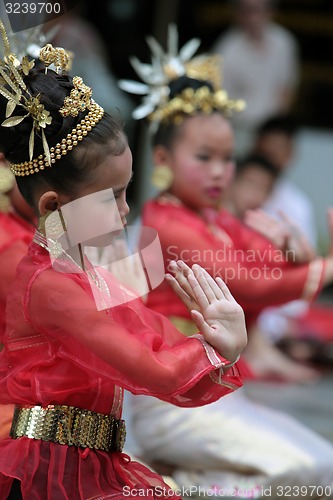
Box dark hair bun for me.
[0,68,79,163]
[169,75,214,99]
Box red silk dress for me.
[0,211,35,341]
[141,196,326,378]
[0,233,242,499]
[0,211,35,440]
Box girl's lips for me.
[206,187,223,198]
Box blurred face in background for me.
[230,163,275,218]
[235,0,272,38]
[255,131,294,172]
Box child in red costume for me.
[0,23,245,499]
[116,25,333,497]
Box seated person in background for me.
[251,113,317,246]
[226,153,280,220]
[227,151,333,367]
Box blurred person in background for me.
[211,0,300,154]
[227,148,333,367]
[250,113,317,246]
[118,25,333,498]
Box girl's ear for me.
[38,191,61,216]
[152,145,171,167]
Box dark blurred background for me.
[86,0,333,129]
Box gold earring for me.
[151,165,174,191]
[38,209,66,238]
[0,165,15,213]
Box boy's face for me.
[231,164,275,218]
[255,132,294,172]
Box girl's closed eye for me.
[196,153,210,162]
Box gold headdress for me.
[118,24,245,131]
[0,18,104,177]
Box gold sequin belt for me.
[10,404,126,452]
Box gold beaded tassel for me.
[10,102,104,176]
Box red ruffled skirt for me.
[0,437,181,499]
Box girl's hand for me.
[244,208,289,250]
[166,261,247,362]
[244,208,316,263]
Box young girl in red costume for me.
[118,25,333,497]
[0,20,246,499]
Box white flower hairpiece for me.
[118,23,245,131]
[118,24,200,120]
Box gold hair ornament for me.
[11,101,104,176]
[59,76,93,117]
[148,86,245,125]
[39,43,73,74]
[0,18,104,177]
[0,19,73,167]
[118,24,245,131]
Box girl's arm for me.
[26,267,244,407]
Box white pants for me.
[125,388,333,499]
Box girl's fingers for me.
[199,267,224,300]
[190,310,211,336]
[193,264,223,304]
[169,261,197,300]
[186,271,210,309]
[215,276,235,302]
[192,265,217,304]
[165,273,194,310]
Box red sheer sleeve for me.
[143,201,325,315]
[25,268,241,407]
[0,212,34,342]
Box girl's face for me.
[71,145,133,247]
[40,145,133,249]
[77,145,132,228]
[160,113,235,211]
